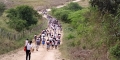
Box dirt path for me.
[0,44,62,60]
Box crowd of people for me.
[25,9,62,60]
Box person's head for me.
[29,41,32,44]
[26,39,28,40]
[39,35,41,37]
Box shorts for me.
[57,42,60,45]
[47,45,50,48]
[52,45,54,47]
[55,45,57,48]
[42,41,45,45]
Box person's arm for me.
[30,45,34,52]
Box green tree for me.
[6,5,41,31]
[90,0,120,14]
[8,18,26,31]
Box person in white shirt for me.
[26,41,32,60]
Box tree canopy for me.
[90,0,120,14]
[6,5,41,31]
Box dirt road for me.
[0,44,62,60]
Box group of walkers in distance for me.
[25,9,62,60]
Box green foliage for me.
[67,34,75,40]
[51,8,57,15]
[52,9,71,23]
[0,2,6,16]
[68,9,88,28]
[90,0,120,14]
[52,1,120,60]
[51,2,82,23]
[63,2,82,11]
[8,18,26,31]
[6,5,41,31]
[110,44,120,59]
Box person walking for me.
[34,34,37,41]
[26,41,32,60]
[36,38,40,51]
[55,40,58,49]
[46,39,50,51]
[51,40,55,49]
[42,36,46,47]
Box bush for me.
[110,44,120,59]
[67,34,75,40]
[6,5,41,31]
[52,9,71,23]
[63,2,82,11]
[68,9,88,28]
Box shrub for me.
[67,34,75,40]
[68,9,88,28]
[53,9,71,23]
[63,2,82,11]
[110,44,120,59]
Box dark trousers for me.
[26,50,31,60]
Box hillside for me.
[51,0,120,60]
